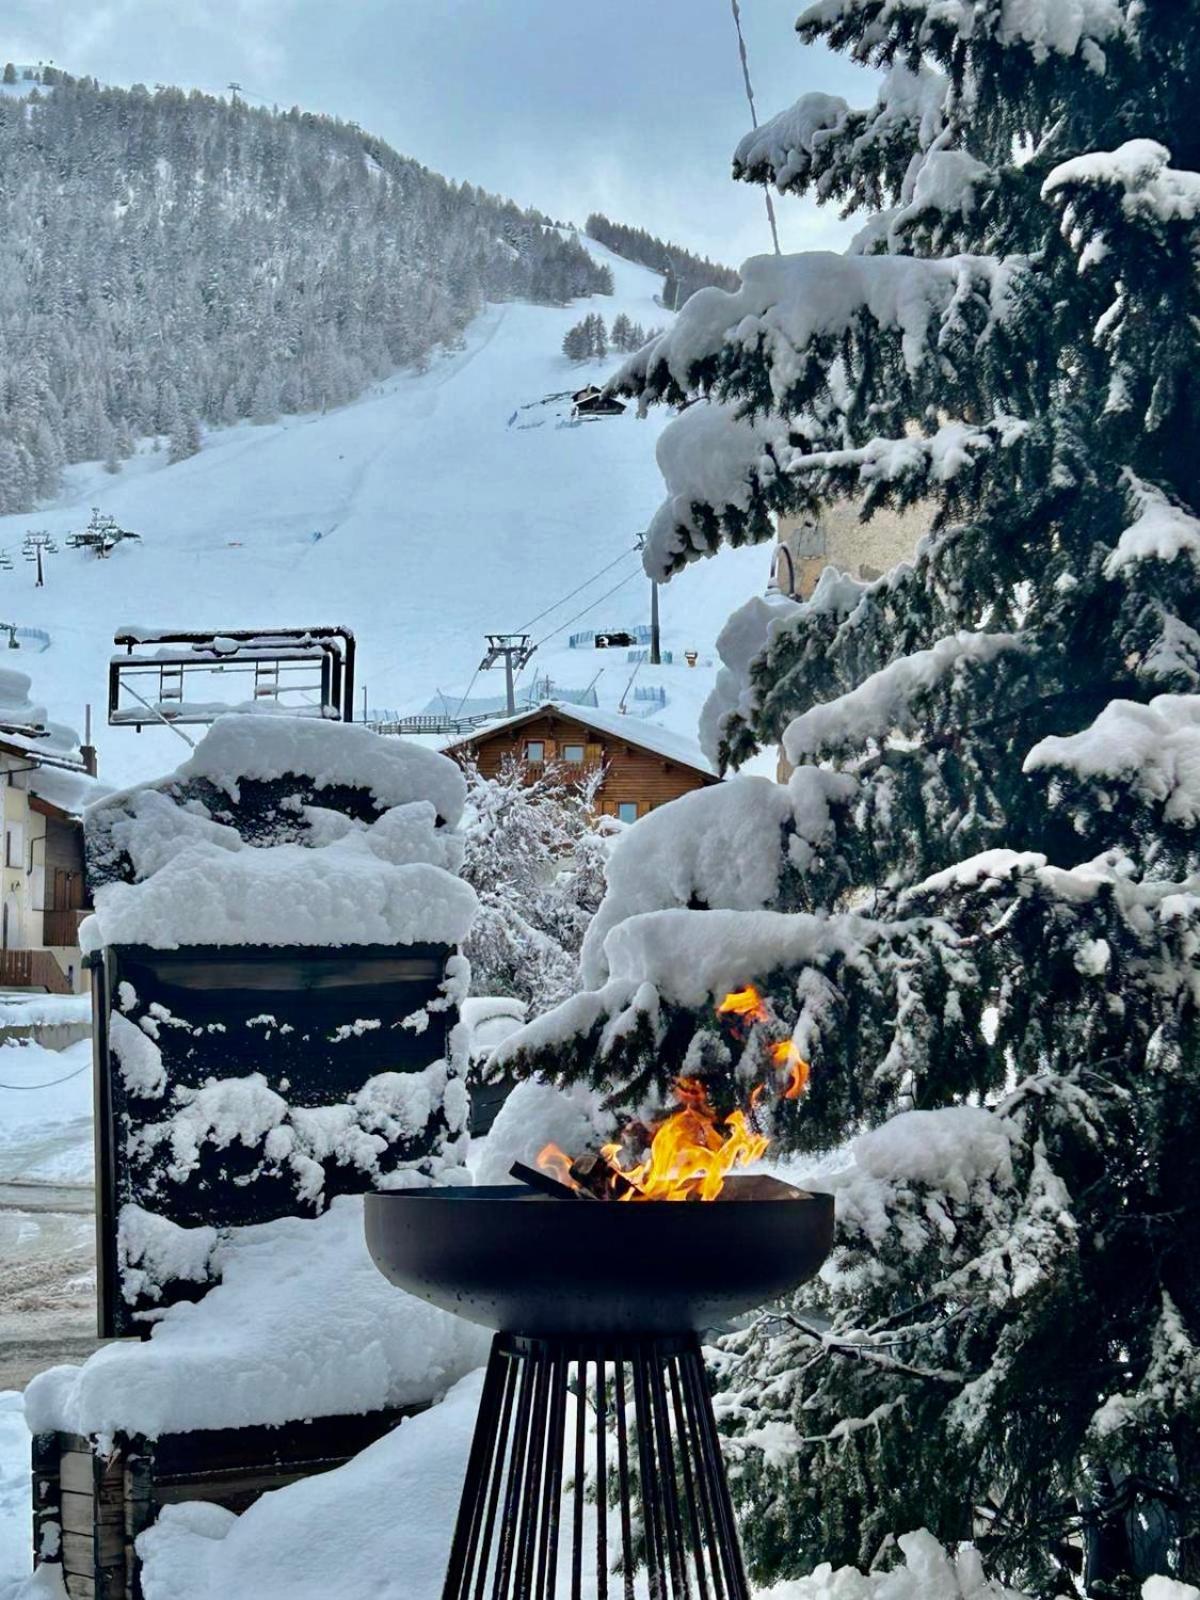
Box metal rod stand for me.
[442,1331,750,1600]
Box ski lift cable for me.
[451,666,483,721]
[729,0,782,255]
[515,544,641,635]
[531,568,643,651]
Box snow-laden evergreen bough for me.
[497,2,1200,1591]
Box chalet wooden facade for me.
[443,701,719,821]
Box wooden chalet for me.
[443,700,719,821]
[571,385,626,419]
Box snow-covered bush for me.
[459,754,613,1015]
[497,4,1200,1591]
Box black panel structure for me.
[87,754,466,1338]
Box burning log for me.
[508,1159,594,1201]
[564,1151,638,1201]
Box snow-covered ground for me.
[1,238,771,792]
[0,1038,96,1399]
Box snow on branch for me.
[641,400,1024,583]
[1103,473,1200,578]
[797,0,1126,69]
[1024,694,1200,826]
[613,251,1024,409]
[1044,140,1200,225]
[733,64,950,209]
[578,770,855,986]
[641,400,791,580]
[783,630,1027,765]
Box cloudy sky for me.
[6,0,873,266]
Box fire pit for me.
[366,1180,831,1598]
[366,991,833,1599]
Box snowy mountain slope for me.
[0,238,769,789]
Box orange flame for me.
[600,1076,768,1202]
[771,1039,810,1100]
[536,1142,581,1191]
[715,984,769,1025]
[533,985,810,1203]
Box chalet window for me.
[562,744,585,764]
[5,824,22,869]
[616,802,639,824]
[524,741,545,763]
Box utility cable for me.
[730,0,782,255]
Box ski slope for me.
[0,239,771,789]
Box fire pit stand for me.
[365,1183,834,1600]
[447,1332,748,1600]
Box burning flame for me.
[715,984,769,1026]
[600,1076,768,1202]
[771,1039,810,1100]
[534,984,810,1202]
[536,1143,581,1191]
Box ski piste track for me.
[0,236,772,790]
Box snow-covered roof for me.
[0,666,84,767]
[444,701,718,779]
[27,765,108,820]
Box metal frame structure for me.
[444,1331,751,1600]
[107,626,356,729]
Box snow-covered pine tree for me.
[459,755,612,1013]
[611,311,634,353]
[562,319,591,362]
[500,3,1200,1591]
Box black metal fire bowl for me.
[364,1179,834,1336]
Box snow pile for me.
[133,1372,486,1600]
[470,1076,611,1185]
[0,666,81,758]
[759,1529,1027,1600]
[82,715,477,951]
[460,996,527,1062]
[173,715,467,822]
[0,1391,33,1589]
[24,1195,490,1441]
[1024,695,1200,824]
[579,772,853,986]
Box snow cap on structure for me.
[82,714,477,952]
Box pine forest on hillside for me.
[0,75,614,512]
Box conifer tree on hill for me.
[501,3,1200,1591]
